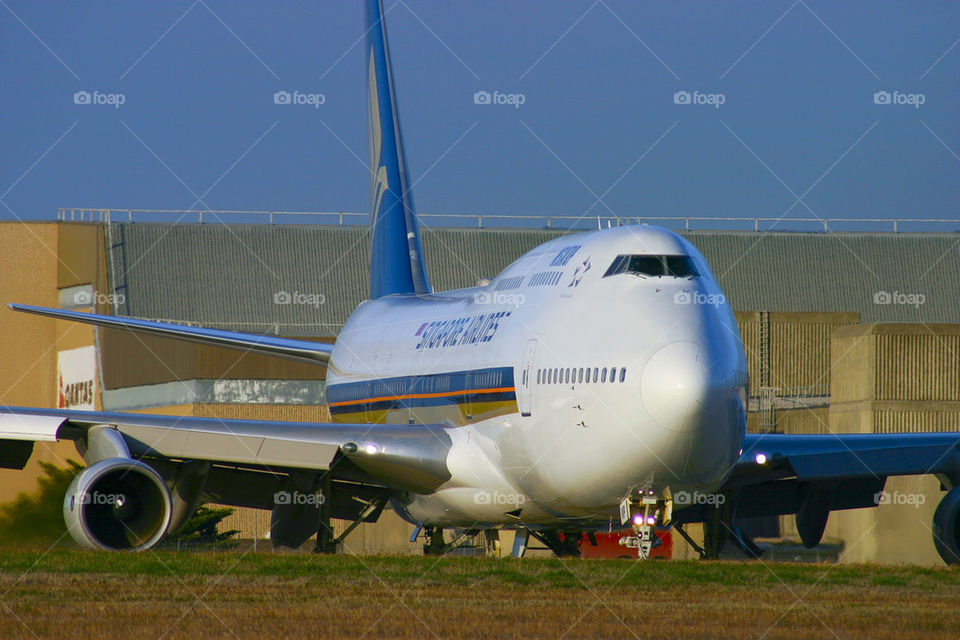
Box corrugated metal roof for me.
[108,224,960,336]
[687,232,960,324]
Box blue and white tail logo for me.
[366,0,431,298]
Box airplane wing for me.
[0,406,451,550]
[0,406,450,493]
[732,432,960,486]
[8,304,333,364]
[674,431,960,550]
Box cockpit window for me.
[627,256,665,276]
[664,255,698,277]
[604,254,699,278]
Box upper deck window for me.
[603,254,699,279]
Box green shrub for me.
[163,505,240,548]
[0,459,83,546]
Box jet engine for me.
[63,457,172,551]
[932,486,960,565]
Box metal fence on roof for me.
[59,207,960,233]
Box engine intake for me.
[933,486,960,565]
[64,457,172,551]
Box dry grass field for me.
[1,550,960,639]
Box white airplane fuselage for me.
[326,225,748,529]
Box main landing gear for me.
[416,526,588,558]
[672,492,765,560]
[417,526,503,556]
[528,529,582,557]
[310,475,389,554]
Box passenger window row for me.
[528,271,563,287]
[494,275,525,291]
[535,366,627,385]
[550,244,582,267]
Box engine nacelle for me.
[64,457,172,551]
[932,487,960,565]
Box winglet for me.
[366,0,431,298]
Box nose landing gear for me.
[618,490,667,559]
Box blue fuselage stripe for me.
[327,366,516,414]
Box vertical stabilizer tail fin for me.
[366,0,431,299]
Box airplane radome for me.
[4,0,960,564]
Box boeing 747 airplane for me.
[4,1,960,563]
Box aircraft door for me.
[519,339,537,417]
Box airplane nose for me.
[640,341,715,433]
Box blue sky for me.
[1,1,958,231]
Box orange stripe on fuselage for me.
[327,386,515,408]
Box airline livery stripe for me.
[326,365,516,415]
[328,386,515,408]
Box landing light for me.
[646,516,656,526]
[755,453,767,465]
[632,514,643,526]
[365,443,380,455]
